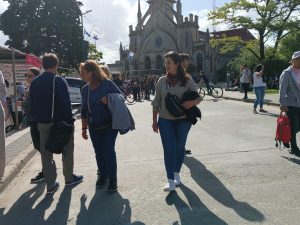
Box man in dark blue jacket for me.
[30,53,83,194]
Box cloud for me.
[81,0,148,63]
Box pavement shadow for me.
[166,185,228,225]
[184,157,265,222]
[258,112,279,118]
[281,156,300,165]
[45,186,76,225]
[76,190,145,225]
[0,184,54,225]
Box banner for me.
[25,54,42,68]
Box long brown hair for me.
[164,51,189,86]
[81,60,108,84]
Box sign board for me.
[0,63,30,96]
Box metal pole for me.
[11,50,18,128]
[81,13,85,61]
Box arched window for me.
[196,53,203,72]
[145,56,151,70]
[156,55,163,70]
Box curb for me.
[222,96,280,107]
[0,144,37,193]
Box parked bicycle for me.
[197,80,223,99]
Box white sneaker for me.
[163,179,176,192]
[174,173,181,186]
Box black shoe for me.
[31,172,44,183]
[184,149,192,155]
[46,182,60,194]
[65,174,84,186]
[107,180,118,192]
[96,175,108,188]
[291,146,300,157]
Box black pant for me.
[242,83,250,99]
[11,111,24,128]
[287,106,300,149]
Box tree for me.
[209,0,300,61]
[278,30,300,62]
[87,43,103,63]
[0,0,84,67]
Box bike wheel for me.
[198,87,206,98]
[126,93,135,103]
[211,86,223,98]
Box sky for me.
[0,0,231,64]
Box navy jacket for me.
[30,72,74,123]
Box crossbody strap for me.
[51,76,56,120]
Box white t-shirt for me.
[252,72,266,88]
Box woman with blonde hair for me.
[100,64,113,80]
[80,60,121,192]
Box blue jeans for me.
[89,128,118,181]
[254,86,266,109]
[158,118,192,180]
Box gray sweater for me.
[279,66,300,108]
[152,76,198,120]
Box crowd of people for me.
[0,50,300,195]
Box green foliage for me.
[0,0,84,67]
[88,43,103,63]
[209,0,300,60]
[278,31,300,62]
[227,46,260,76]
[263,58,289,77]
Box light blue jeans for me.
[158,118,192,180]
[253,86,266,109]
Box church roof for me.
[210,28,256,41]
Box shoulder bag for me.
[45,76,74,154]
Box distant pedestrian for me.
[80,60,122,192]
[22,67,45,183]
[0,70,6,178]
[30,53,83,194]
[253,64,267,114]
[152,51,202,192]
[240,64,252,100]
[279,51,300,157]
[179,53,192,155]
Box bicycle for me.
[120,85,135,103]
[197,80,223,99]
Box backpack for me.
[275,112,291,148]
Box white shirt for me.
[252,72,266,88]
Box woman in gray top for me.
[0,70,6,178]
[152,51,202,192]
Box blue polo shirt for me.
[30,72,74,123]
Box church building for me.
[112,0,255,80]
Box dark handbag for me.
[45,76,73,154]
[46,121,73,154]
[165,93,185,117]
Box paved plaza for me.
[0,97,300,225]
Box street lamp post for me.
[81,9,93,61]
